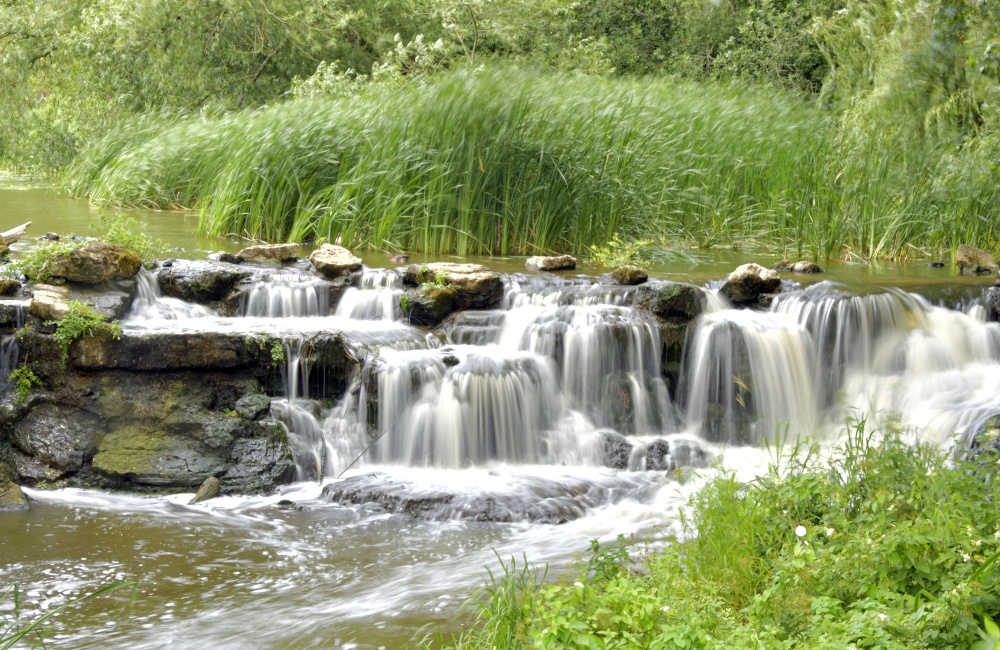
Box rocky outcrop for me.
[403,263,503,310]
[526,255,576,271]
[158,259,254,305]
[610,266,648,285]
[237,243,299,264]
[65,279,138,320]
[189,476,221,504]
[956,245,998,275]
[773,260,824,274]
[719,263,782,306]
[48,242,141,284]
[310,244,362,279]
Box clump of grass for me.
[437,419,1000,648]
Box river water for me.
[2,184,999,648]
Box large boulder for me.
[11,403,104,480]
[611,266,648,285]
[0,279,20,295]
[403,263,503,310]
[635,281,704,321]
[309,244,362,279]
[719,263,782,306]
[237,243,299,264]
[158,259,253,304]
[956,245,998,275]
[526,255,576,271]
[48,242,141,284]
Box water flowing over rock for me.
[719,263,782,306]
[309,244,362,279]
[526,255,576,271]
[611,266,648,285]
[956,244,998,275]
[237,243,299,264]
[48,242,141,284]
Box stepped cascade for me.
[114,266,1000,482]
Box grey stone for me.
[48,242,141,284]
[956,245,998,275]
[309,244,362,279]
[157,259,254,304]
[526,255,576,271]
[610,265,648,285]
[189,476,221,504]
[403,263,503,310]
[719,263,782,306]
[237,243,299,264]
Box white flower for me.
[825,527,835,537]
[963,553,971,562]
[994,530,1000,540]
[877,613,887,622]
[660,605,670,612]
[574,581,584,589]
[795,525,807,538]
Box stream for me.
[2,184,1000,648]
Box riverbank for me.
[438,426,1000,649]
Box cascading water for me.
[0,299,26,391]
[334,268,403,321]
[238,273,331,318]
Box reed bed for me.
[64,69,999,259]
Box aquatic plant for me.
[438,420,1000,648]
[50,301,122,360]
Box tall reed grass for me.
[64,69,1000,259]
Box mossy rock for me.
[401,285,458,327]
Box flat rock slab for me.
[403,263,503,310]
[310,244,362,279]
[29,284,70,321]
[158,260,255,304]
[526,255,576,271]
[237,243,299,264]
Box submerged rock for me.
[610,265,648,285]
[526,255,576,271]
[208,251,242,264]
[310,244,362,279]
[773,260,824,274]
[720,263,782,306]
[237,243,299,265]
[48,242,141,284]
[956,245,998,275]
[189,476,222,504]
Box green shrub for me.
[6,366,41,403]
[441,421,1000,648]
[49,301,122,360]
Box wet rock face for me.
[310,244,363,279]
[956,244,998,275]
[598,430,632,470]
[610,266,648,285]
[158,259,254,305]
[401,286,458,327]
[0,462,28,511]
[12,403,103,481]
[48,242,141,284]
[403,263,503,310]
[635,281,703,321]
[526,255,577,271]
[720,263,782,306]
[237,243,299,264]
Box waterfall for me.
[238,275,331,317]
[128,268,216,320]
[334,269,402,321]
[0,300,25,391]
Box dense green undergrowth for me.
[434,423,1000,649]
[64,68,1000,260]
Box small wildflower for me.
[660,605,670,612]
[825,527,835,537]
[975,539,983,547]
[574,581,584,589]
[877,613,888,622]
[795,526,807,537]
[994,530,1000,540]
[963,553,971,562]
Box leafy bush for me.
[90,214,162,262]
